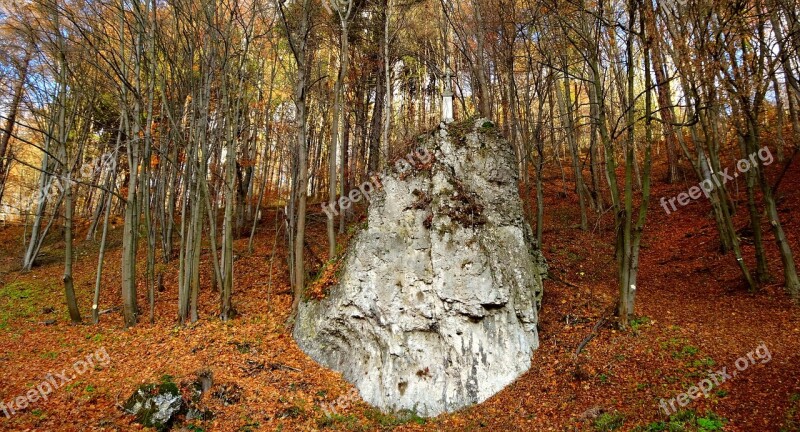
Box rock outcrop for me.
[294,119,546,416]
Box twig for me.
[574,317,605,358]
[549,273,581,289]
[115,392,126,411]
[269,363,301,372]
[574,304,616,358]
[546,265,582,289]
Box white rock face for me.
[294,119,546,416]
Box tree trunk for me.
[328,13,351,259]
[0,52,31,207]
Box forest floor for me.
[0,148,799,432]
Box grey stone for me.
[123,380,183,431]
[294,118,546,417]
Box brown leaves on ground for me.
[0,156,799,431]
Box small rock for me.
[578,406,604,420]
[185,407,214,421]
[123,380,183,431]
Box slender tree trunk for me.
[772,74,786,162]
[51,1,81,323]
[740,131,769,284]
[280,0,313,318]
[383,0,392,157]
[328,12,351,259]
[0,52,31,207]
[471,0,491,117]
[368,47,385,174]
[617,1,636,323]
[644,3,678,183]
[121,112,140,327]
[339,113,350,233]
[555,68,588,231]
[92,154,116,324]
[63,176,81,323]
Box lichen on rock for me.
[294,118,547,417]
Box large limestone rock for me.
[295,119,546,416]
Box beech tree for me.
[0,0,796,330]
